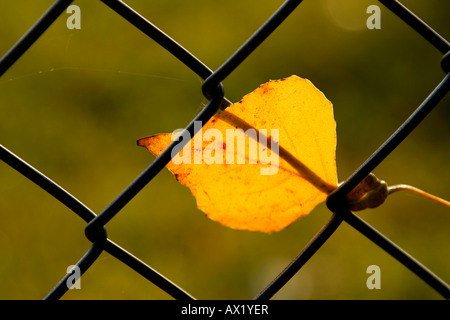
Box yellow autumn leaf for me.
[138,75,338,233]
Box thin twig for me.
[388,184,450,208]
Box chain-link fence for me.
[0,0,449,301]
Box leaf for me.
[138,75,338,233]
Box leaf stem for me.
[388,184,450,208]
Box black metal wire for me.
[255,213,343,300]
[84,89,223,242]
[0,144,94,222]
[0,0,74,77]
[379,0,450,54]
[100,0,211,79]
[85,0,301,251]
[44,236,107,300]
[343,210,450,299]
[326,73,450,212]
[327,0,450,211]
[100,0,232,109]
[0,0,448,300]
[0,145,195,300]
[202,0,303,98]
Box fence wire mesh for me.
[0,0,449,301]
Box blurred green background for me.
[0,0,448,300]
